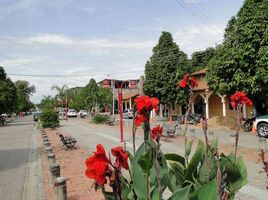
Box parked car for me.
[67,109,77,118]
[254,115,268,138]
[122,109,134,119]
[33,111,42,122]
[78,110,88,118]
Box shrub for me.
[92,114,109,124]
[40,109,59,128]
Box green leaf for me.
[210,137,218,150]
[165,153,185,167]
[191,179,217,200]
[102,191,115,200]
[185,140,205,181]
[132,142,150,200]
[198,152,217,184]
[185,139,194,163]
[168,185,191,200]
[138,148,153,174]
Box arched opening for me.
[194,95,205,115]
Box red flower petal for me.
[111,146,129,170]
[134,114,146,126]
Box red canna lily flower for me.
[111,146,129,170]
[85,144,110,185]
[135,96,150,112]
[179,79,187,88]
[190,77,198,88]
[135,96,159,112]
[151,125,163,140]
[179,73,198,88]
[134,113,146,126]
[230,91,253,109]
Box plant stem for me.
[182,88,193,136]
[234,105,242,163]
[146,172,151,200]
[132,119,136,155]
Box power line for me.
[188,1,222,30]
[7,70,145,78]
[174,0,221,30]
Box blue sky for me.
[0,0,244,103]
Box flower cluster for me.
[230,91,253,109]
[179,74,198,88]
[151,125,163,140]
[85,144,129,185]
[134,96,159,126]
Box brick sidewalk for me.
[38,128,104,200]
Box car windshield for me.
[69,109,76,112]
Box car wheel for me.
[257,123,268,138]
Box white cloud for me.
[25,34,74,45]
[20,34,155,50]
[173,24,224,55]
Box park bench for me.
[56,132,77,150]
[162,123,178,138]
[105,116,119,126]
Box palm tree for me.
[39,95,55,109]
[51,85,69,108]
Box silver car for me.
[67,109,77,118]
[122,109,134,119]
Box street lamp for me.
[104,79,137,143]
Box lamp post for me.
[107,79,136,143]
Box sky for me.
[0,0,245,103]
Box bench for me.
[105,116,119,126]
[162,123,178,138]
[57,132,77,150]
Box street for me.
[1,116,268,199]
[60,118,268,200]
[0,116,43,200]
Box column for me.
[243,104,247,118]
[221,96,227,117]
[191,103,195,114]
[205,98,209,120]
[129,98,132,109]
[160,104,163,117]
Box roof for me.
[191,68,207,76]
[122,91,139,100]
[192,78,209,91]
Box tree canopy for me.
[144,31,189,105]
[190,47,215,72]
[206,0,268,96]
[15,80,36,112]
[0,66,18,113]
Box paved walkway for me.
[0,116,43,200]
[56,118,268,200]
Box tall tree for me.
[190,47,215,72]
[51,85,69,108]
[38,95,55,110]
[144,31,189,109]
[76,79,99,110]
[206,0,268,96]
[0,66,18,113]
[15,80,35,112]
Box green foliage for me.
[0,67,18,113]
[15,80,36,112]
[40,109,59,128]
[38,95,55,110]
[206,0,268,96]
[92,114,110,124]
[51,84,69,107]
[190,47,215,72]
[144,31,190,106]
[75,78,112,112]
